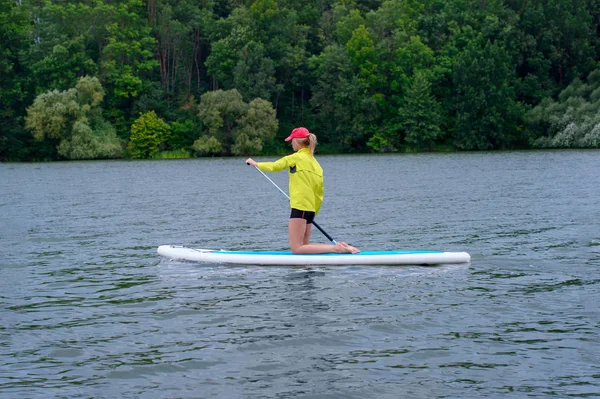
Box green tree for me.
[169,119,202,150]
[25,89,80,143]
[23,1,99,94]
[195,89,246,154]
[233,42,282,102]
[346,25,380,87]
[0,0,33,161]
[232,98,278,154]
[509,0,598,94]
[128,111,172,159]
[452,39,525,150]
[526,69,600,148]
[195,89,278,155]
[206,0,310,122]
[100,0,158,100]
[309,44,379,149]
[192,135,223,155]
[152,0,216,96]
[205,7,255,89]
[333,6,365,46]
[197,89,247,143]
[57,117,121,160]
[393,35,436,92]
[97,0,159,139]
[31,39,97,94]
[361,0,438,135]
[398,72,443,150]
[25,76,122,159]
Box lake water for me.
[1,151,599,398]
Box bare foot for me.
[334,242,361,254]
[345,243,360,254]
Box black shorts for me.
[290,208,315,224]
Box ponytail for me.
[308,133,317,156]
[296,132,318,155]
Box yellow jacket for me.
[257,148,324,214]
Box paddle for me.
[248,163,337,244]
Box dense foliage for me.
[1,0,600,161]
[128,110,171,158]
[25,76,122,159]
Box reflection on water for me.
[1,151,600,398]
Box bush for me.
[128,111,171,159]
[528,68,600,148]
[192,135,223,155]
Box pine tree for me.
[398,72,442,150]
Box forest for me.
[1,0,600,161]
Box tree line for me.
[1,0,599,161]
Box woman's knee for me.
[290,243,303,254]
[288,219,307,253]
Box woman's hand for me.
[245,158,258,167]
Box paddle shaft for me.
[249,164,337,244]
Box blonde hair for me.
[298,133,318,155]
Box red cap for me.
[285,127,310,141]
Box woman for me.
[246,127,360,254]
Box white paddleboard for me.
[157,245,471,266]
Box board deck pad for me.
[158,245,471,266]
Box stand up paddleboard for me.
[157,245,471,266]
[158,164,471,266]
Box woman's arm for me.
[246,154,296,172]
